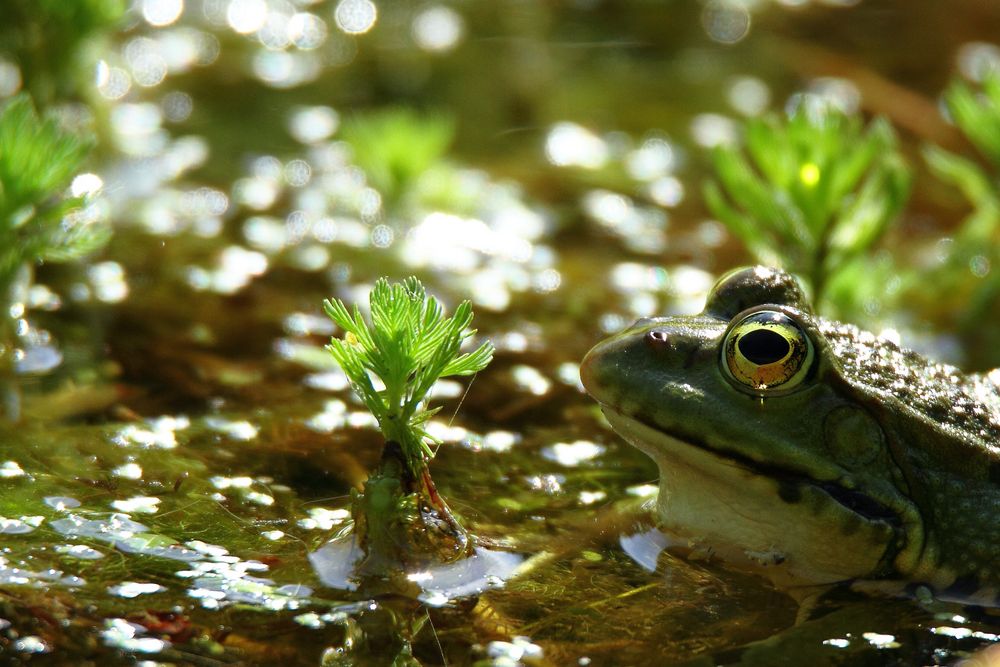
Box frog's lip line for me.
[600,405,903,530]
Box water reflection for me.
[310,533,524,606]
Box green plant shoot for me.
[704,102,911,302]
[0,0,125,106]
[924,72,1000,244]
[341,109,454,206]
[918,71,1000,365]
[324,277,493,473]
[0,94,109,292]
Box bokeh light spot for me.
[412,6,464,52]
[142,0,184,27]
[702,0,751,45]
[0,59,22,98]
[335,0,377,35]
[227,0,268,34]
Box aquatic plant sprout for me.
[943,71,1000,167]
[341,109,455,206]
[924,71,1000,241]
[703,102,910,302]
[917,71,1000,360]
[0,94,109,289]
[324,277,493,471]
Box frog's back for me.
[819,320,1000,449]
[821,320,1000,595]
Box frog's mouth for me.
[617,407,903,528]
[601,406,905,585]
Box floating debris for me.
[863,633,900,649]
[204,416,260,441]
[113,462,143,479]
[626,484,658,498]
[424,420,468,444]
[44,496,81,511]
[293,611,324,629]
[303,370,350,392]
[0,461,25,478]
[578,490,607,505]
[545,122,609,169]
[0,516,43,534]
[511,365,551,396]
[412,6,464,53]
[185,540,231,559]
[486,636,544,663]
[111,415,190,449]
[101,618,170,654]
[111,496,161,514]
[185,245,268,294]
[288,106,339,145]
[464,429,519,453]
[345,411,378,429]
[0,555,86,587]
[13,636,50,654]
[297,507,350,531]
[187,573,311,611]
[527,474,563,494]
[108,581,167,598]
[305,399,347,432]
[541,440,605,467]
[209,475,273,504]
[87,261,130,303]
[930,627,1000,641]
[56,544,106,560]
[283,311,336,336]
[51,513,200,561]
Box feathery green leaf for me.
[324,277,492,473]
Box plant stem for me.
[810,215,833,305]
[352,440,472,581]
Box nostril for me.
[646,330,668,345]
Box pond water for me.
[2,0,1000,665]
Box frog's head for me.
[581,266,923,588]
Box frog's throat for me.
[600,406,910,587]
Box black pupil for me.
[738,329,790,365]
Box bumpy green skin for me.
[581,266,1000,601]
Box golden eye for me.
[722,310,814,394]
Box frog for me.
[580,265,1000,605]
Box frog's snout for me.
[580,336,620,398]
[580,333,631,404]
[579,343,603,397]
